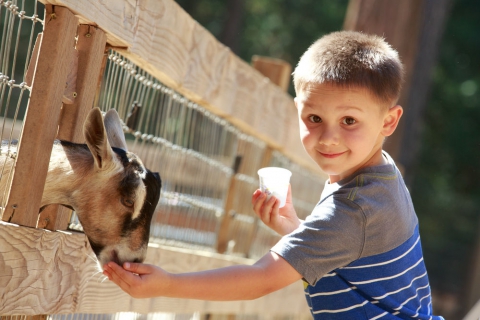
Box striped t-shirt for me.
[271,152,443,319]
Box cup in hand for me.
[257,167,292,208]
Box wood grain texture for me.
[0,221,310,316]
[39,0,322,174]
[57,25,107,144]
[0,222,87,314]
[37,26,109,232]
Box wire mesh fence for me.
[1,0,325,261]
[0,0,43,217]
[81,50,325,260]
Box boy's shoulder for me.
[323,152,407,206]
[317,152,418,258]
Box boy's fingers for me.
[252,192,266,215]
[259,195,277,223]
[123,262,152,275]
[104,262,139,292]
[251,189,262,204]
[272,197,280,211]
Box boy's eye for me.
[308,115,322,123]
[342,117,356,125]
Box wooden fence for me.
[0,0,326,318]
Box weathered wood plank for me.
[2,6,79,227]
[38,0,320,175]
[0,222,86,314]
[38,25,108,232]
[57,25,107,144]
[0,221,310,316]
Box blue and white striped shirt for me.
[305,226,438,319]
[272,152,443,319]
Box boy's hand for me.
[252,184,301,236]
[103,262,169,298]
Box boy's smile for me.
[295,83,403,184]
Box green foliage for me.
[412,0,480,300]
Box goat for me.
[0,107,161,267]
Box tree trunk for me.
[343,0,424,168]
[344,0,451,186]
[398,0,452,187]
[220,0,245,54]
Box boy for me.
[103,31,443,319]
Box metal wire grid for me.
[80,50,327,257]
[85,51,317,258]
[91,51,238,250]
[0,0,43,216]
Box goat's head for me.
[73,108,161,267]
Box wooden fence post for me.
[216,155,242,254]
[1,5,78,227]
[251,55,292,92]
[37,24,107,231]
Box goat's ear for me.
[84,107,114,169]
[104,109,128,151]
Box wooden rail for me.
[0,220,310,317]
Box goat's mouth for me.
[110,249,120,265]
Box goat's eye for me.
[122,198,134,208]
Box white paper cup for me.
[257,167,292,208]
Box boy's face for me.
[295,83,402,183]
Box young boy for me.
[103,31,443,319]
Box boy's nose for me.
[318,127,339,146]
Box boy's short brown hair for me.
[293,31,404,106]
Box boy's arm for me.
[103,251,302,300]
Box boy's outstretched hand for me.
[252,184,301,236]
[103,262,168,298]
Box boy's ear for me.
[382,105,403,137]
[294,97,299,109]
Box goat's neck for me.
[41,141,93,208]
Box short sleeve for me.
[271,196,366,285]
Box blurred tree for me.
[219,0,246,53]
[411,0,480,317]
[343,0,426,166]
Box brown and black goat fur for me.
[1,108,161,267]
